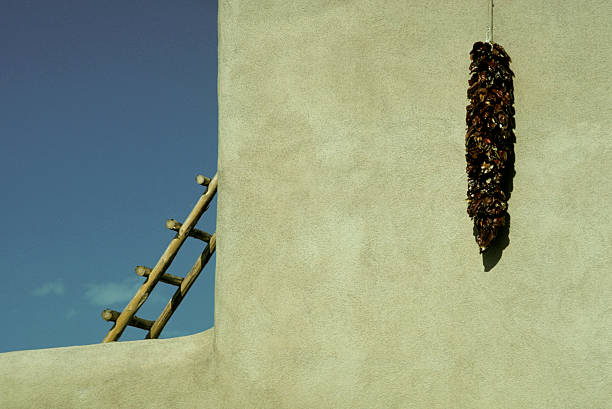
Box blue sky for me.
[0,1,218,353]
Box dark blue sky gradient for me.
[0,1,218,352]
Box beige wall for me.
[1,1,611,407]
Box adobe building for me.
[1,0,610,407]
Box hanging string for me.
[486,0,494,43]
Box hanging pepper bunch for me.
[465,41,515,253]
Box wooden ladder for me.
[101,172,218,342]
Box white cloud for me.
[84,280,142,306]
[32,281,65,296]
[65,308,78,319]
[84,279,166,306]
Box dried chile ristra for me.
[465,41,515,253]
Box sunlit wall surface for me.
[1,1,611,407]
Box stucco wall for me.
[1,0,611,407]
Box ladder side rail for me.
[101,172,218,342]
[145,232,216,339]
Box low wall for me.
[0,330,217,408]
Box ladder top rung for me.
[196,174,211,186]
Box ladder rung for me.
[195,174,211,186]
[166,219,211,242]
[135,265,184,286]
[101,309,155,331]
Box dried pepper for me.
[465,41,515,253]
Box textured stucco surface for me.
[0,331,217,408]
[1,0,611,407]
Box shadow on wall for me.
[481,150,516,272]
